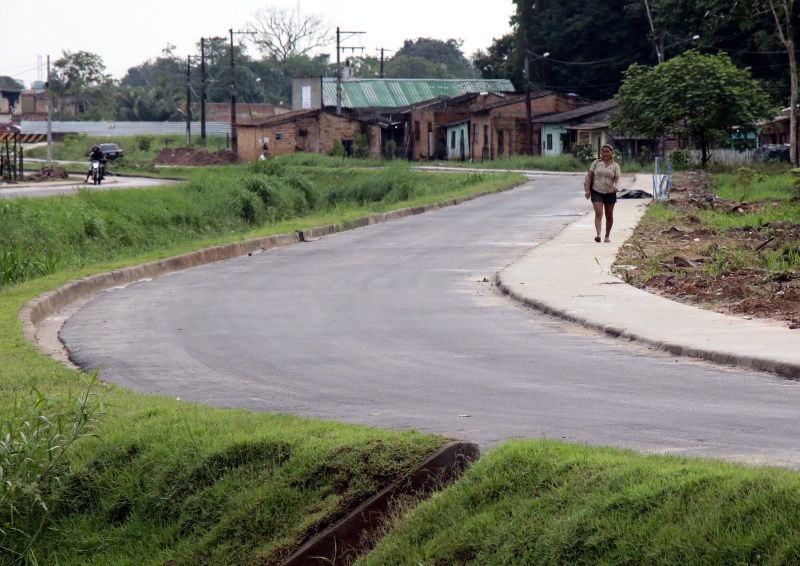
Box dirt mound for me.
[615,170,800,329]
[25,166,70,182]
[154,147,237,166]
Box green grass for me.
[0,163,523,286]
[360,440,800,565]
[25,134,231,164]
[0,164,524,564]
[714,172,798,202]
[432,154,652,173]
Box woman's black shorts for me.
[590,189,617,204]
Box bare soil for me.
[614,170,800,329]
[154,147,237,166]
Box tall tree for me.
[764,0,797,165]
[249,7,332,63]
[613,50,774,167]
[50,50,116,119]
[0,76,24,91]
[389,38,476,78]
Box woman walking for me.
[584,144,621,242]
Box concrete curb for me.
[20,183,524,360]
[282,441,480,566]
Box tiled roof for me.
[322,78,516,108]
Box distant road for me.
[0,175,177,199]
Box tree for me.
[763,0,797,165]
[249,7,332,63]
[51,50,116,119]
[473,34,517,83]
[0,76,24,91]
[613,50,774,167]
[390,38,476,78]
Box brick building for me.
[237,108,382,162]
[203,102,290,124]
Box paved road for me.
[0,175,177,199]
[61,175,800,466]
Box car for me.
[753,144,790,162]
[97,142,124,160]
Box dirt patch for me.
[614,170,800,329]
[154,147,237,166]
[24,166,70,182]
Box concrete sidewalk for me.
[498,174,800,379]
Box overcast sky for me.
[1,0,515,87]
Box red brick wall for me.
[238,112,380,162]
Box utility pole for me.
[524,51,533,156]
[46,55,52,162]
[228,28,256,157]
[186,55,200,145]
[201,38,207,145]
[335,27,365,115]
[380,48,385,78]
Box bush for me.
[384,140,398,160]
[135,136,153,152]
[353,134,370,159]
[330,140,345,158]
[669,149,696,170]
[0,378,101,564]
[572,143,595,165]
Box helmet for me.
[92,145,101,151]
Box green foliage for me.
[762,243,800,272]
[384,140,398,160]
[386,38,476,79]
[353,134,370,159]
[330,140,345,158]
[134,135,152,152]
[669,149,695,170]
[572,143,595,165]
[0,75,24,91]
[1,376,101,565]
[613,50,774,167]
[713,172,797,203]
[361,440,800,565]
[50,50,116,120]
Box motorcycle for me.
[90,160,104,185]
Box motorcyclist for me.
[85,145,106,182]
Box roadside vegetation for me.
[361,440,800,565]
[615,167,800,327]
[0,163,521,564]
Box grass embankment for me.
[361,440,800,565]
[0,163,523,564]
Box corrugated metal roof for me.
[321,78,516,108]
[538,99,618,124]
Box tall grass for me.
[0,164,521,288]
[713,172,796,202]
[360,440,800,565]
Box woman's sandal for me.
[604,237,611,243]
[594,236,601,242]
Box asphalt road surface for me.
[61,175,800,466]
[0,175,176,199]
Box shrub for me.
[0,377,101,564]
[135,136,153,152]
[353,134,370,159]
[669,149,695,170]
[572,143,595,165]
[384,140,398,160]
[330,140,345,158]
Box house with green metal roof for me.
[292,77,516,111]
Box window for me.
[451,131,456,149]
[546,133,553,151]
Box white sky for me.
[1,0,515,87]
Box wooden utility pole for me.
[46,55,53,161]
[228,28,256,157]
[766,0,797,166]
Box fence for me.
[689,148,755,167]
[20,121,231,137]
[653,156,672,202]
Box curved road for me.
[62,175,800,466]
[0,175,176,199]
